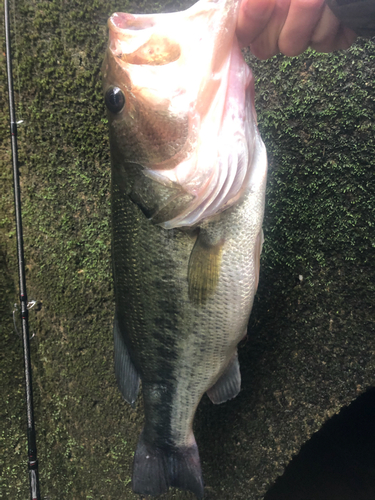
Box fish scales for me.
[103,0,268,497]
[112,159,265,419]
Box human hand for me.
[237,0,357,59]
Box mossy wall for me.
[1,0,374,499]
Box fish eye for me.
[105,86,125,114]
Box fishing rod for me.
[4,0,41,499]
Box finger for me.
[310,6,357,52]
[278,0,325,56]
[335,25,357,51]
[248,0,291,59]
[310,5,340,51]
[237,0,276,48]
[311,25,357,52]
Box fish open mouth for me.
[103,0,263,229]
[108,13,181,66]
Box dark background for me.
[1,0,374,498]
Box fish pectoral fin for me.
[133,430,204,499]
[113,315,140,408]
[206,351,241,404]
[188,229,225,306]
[129,173,194,224]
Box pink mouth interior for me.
[110,12,155,30]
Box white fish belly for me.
[170,175,266,447]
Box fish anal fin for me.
[113,315,140,408]
[206,351,241,404]
[188,230,224,306]
[254,228,264,292]
[133,431,204,499]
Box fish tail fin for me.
[167,439,204,498]
[132,431,204,498]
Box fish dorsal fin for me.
[113,314,140,407]
[188,228,224,306]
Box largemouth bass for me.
[102,0,267,497]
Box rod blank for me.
[4,0,41,498]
